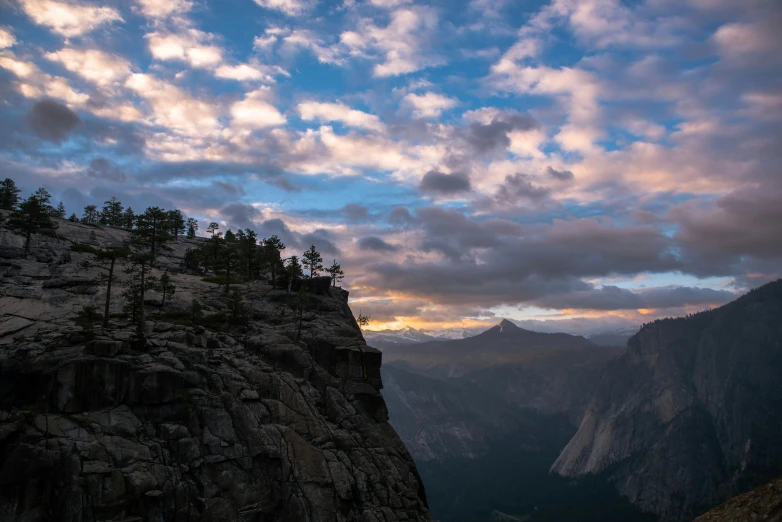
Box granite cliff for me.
[552,280,782,521]
[0,214,430,522]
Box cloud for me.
[280,29,342,64]
[253,0,315,16]
[45,48,131,86]
[231,89,287,128]
[388,206,418,226]
[214,64,273,82]
[28,99,81,142]
[546,166,575,181]
[125,73,220,135]
[462,110,540,153]
[134,0,193,19]
[403,92,457,118]
[0,28,15,49]
[341,7,443,77]
[493,173,550,204]
[19,0,123,38]
[146,30,223,69]
[342,203,370,222]
[86,157,126,182]
[298,101,384,131]
[419,170,471,194]
[358,236,398,252]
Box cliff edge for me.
[0,216,430,522]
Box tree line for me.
[183,221,344,294]
[1,176,348,346]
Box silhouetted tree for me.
[263,235,285,288]
[186,217,198,239]
[122,252,157,346]
[133,207,172,264]
[53,202,66,219]
[357,312,370,330]
[68,213,78,222]
[284,255,303,293]
[78,245,130,328]
[325,259,344,287]
[122,207,135,229]
[0,178,21,210]
[8,192,55,252]
[34,187,53,214]
[166,209,185,239]
[302,245,323,278]
[154,270,176,308]
[82,205,99,225]
[101,197,124,226]
[207,221,220,237]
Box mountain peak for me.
[496,319,519,332]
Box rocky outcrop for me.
[0,217,430,522]
[551,280,782,521]
[694,476,782,522]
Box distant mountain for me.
[379,320,640,522]
[364,325,482,349]
[552,279,782,521]
[363,326,440,347]
[381,321,623,460]
[381,319,604,378]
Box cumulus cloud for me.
[134,0,193,19]
[86,157,126,182]
[546,166,574,181]
[28,99,81,142]
[298,101,384,132]
[462,111,540,153]
[419,170,472,194]
[45,48,131,86]
[253,0,315,16]
[358,236,398,252]
[19,0,122,38]
[403,92,457,118]
[231,90,287,128]
[340,6,443,77]
[0,28,15,49]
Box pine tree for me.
[123,207,135,229]
[218,231,240,294]
[154,270,176,308]
[166,209,185,239]
[79,246,130,328]
[34,187,53,214]
[68,213,78,222]
[243,228,258,280]
[54,201,66,218]
[325,259,344,287]
[121,252,157,346]
[82,205,99,225]
[262,235,285,289]
[302,245,323,278]
[207,222,220,237]
[186,217,198,239]
[284,255,303,293]
[0,178,21,210]
[133,207,172,264]
[101,197,124,226]
[8,193,55,252]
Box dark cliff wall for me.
[0,218,430,522]
[552,280,782,521]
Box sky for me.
[1,0,781,334]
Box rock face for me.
[0,216,430,522]
[551,280,782,521]
[694,476,782,522]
